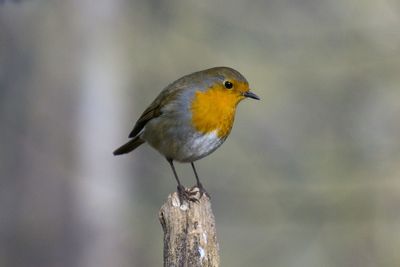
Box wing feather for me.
[128,82,186,138]
[128,103,162,137]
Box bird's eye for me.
[224,81,233,89]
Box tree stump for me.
[159,188,220,267]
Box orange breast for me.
[190,85,240,138]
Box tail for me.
[113,136,145,155]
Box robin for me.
[113,67,259,202]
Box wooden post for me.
[159,188,220,267]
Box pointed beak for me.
[243,91,260,100]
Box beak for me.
[243,91,260,100]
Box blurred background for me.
[1,0,400,266]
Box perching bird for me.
[114,67,259,201]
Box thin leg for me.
[167,158,193,203]
[191,162,209,198]
[191,162,202,188]
[167,158,183,188]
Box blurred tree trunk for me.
[0,1,132,267]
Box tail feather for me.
[113,136,145,155]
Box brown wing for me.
[128,102,162,137]
[128,82,186,138]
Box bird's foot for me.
[177,185,199,204]
[190,183,211,199]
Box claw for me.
[177,185,199,204]
[189,185,210,200]
[197,183,211,199]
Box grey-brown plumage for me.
[113,67,259,202]
[113,136,145,155]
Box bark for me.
[159,188,220,267]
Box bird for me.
[113,67,259,202]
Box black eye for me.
[224,81,233,89]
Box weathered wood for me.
[159,188,220,267]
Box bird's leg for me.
[191,162,210,198]
[167,158,195,204]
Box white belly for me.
[144,127,225,162]
[183,130,224,161]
